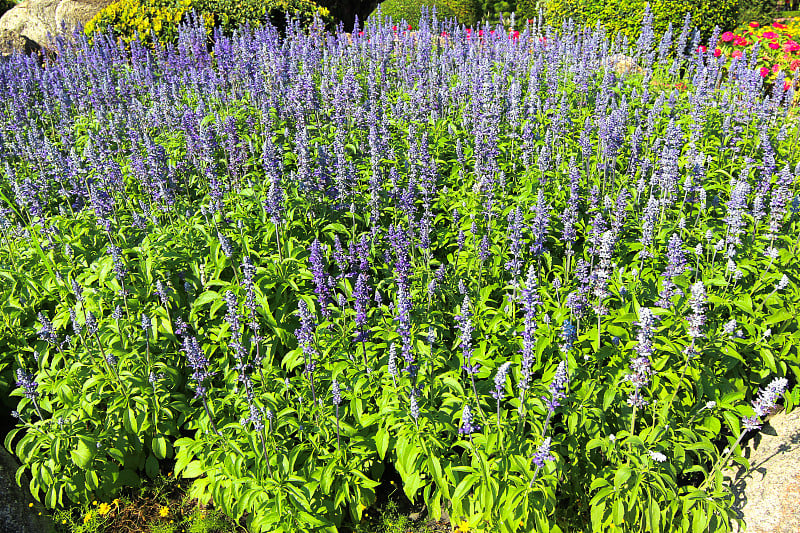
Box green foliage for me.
[85,0,194,46]
[542,0,739,40]
[191,0,329,36]
[0,0,18,18]
[736,0,778,27]
[374,0,481,28]
[86,0,329,46]
[514,0,543,23]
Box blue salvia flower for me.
[37,313,58,344]
[492,362,512,401]
[531,437,555,468]
[85,312,99,336]
[184,335,212,398]
[560,320,577,353]
[687,281,706,339]
[309,239,332,320]
[458,404,480,435]
[218,231,233,259]
[505,206,524,283]
[409,391,420,423]
[543,361,568,414]
[387,344,398,387]
[519,266,540,392]
[156,280,170,307]
[743,377,789,432]
[141,313,151,333]
[627,308,657,408]
[15,368,39,400]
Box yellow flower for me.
[98,503,112,516]
[92,501,98,506]
[28,503,33,508]
[455,520,470,533]
[159,506,169,517]
[84,511,93,524]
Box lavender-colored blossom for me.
[751,377,788,418]
[543,361,568,413]
[687,281,706,339]
[459,404,480,435]
[532,437,555,468]
[492,362,513,401]
[15,368,39,400]
[37,313,58,344]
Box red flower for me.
[784,79,793,90]
[760,66,769,77]
[392,25,397,32]
[769,41,780,50]
[749,22,759,28]
[721,31,735,42]
[732,50,743,59]
[762,31,777,40]
[698,45,707,53]
[510,30,520,40]
[408,24,413,31]
[785,40,800,52]
[527,19,534,24]
[734,36,750,46]
[714,47,722,57]
[774,22,788,29]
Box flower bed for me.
[0,10,798,533]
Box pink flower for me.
[732,50,743,59]
[698,45,707,53]
[750,22,759,28]
[791,59,800,71]
[714,48,722,57]
[774,22,788,29]
[734,36,750,46]
[769,41,780,50]
[762,31,777,40]
[784,79,793,91]
[773,63,781,73]
[760,66,769,77]
[785,41,800,52]
[721,31,735,42]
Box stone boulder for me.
[0,445,54,533]
[0,0,115,54]
[727,408,800,533]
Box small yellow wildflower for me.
[84,511,93,524]
[28,503,33,508]
[98,503,112,516]
[455,520,470,533]
[92,500,97,506]
[159,506,169,517]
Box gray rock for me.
[0,0,114,53]
[726,408,800,533]
[0,445,54,533]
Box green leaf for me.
[152,436,168,460]
[71,437,95,470]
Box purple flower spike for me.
[459,404,480,435]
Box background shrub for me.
[374,0,481,28]
[86,0,329,46]
[736,0,778,27]
[542,0,740,40]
